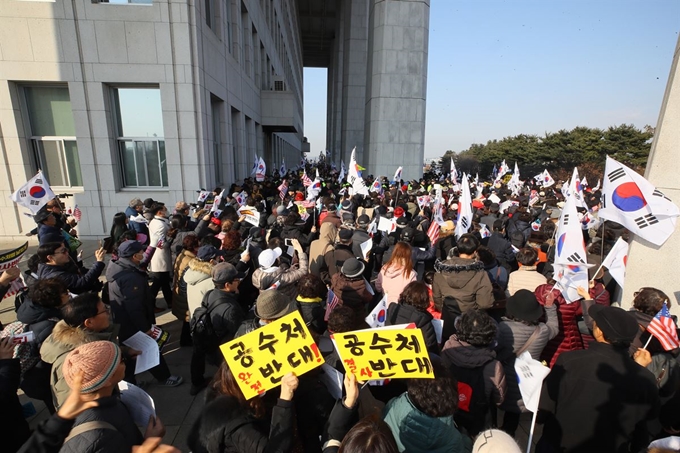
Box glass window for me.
[24,87,83,188]
[100,0,153,4]
[212,99,222,183]
[113,87,167,187]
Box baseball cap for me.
[211,262,246,284]
[197,245,226,261]
[118,240,145,258]
[357,215,370,226]
[259,247,282,269]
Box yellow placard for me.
[220,310,324,400]
[332,326,434,380]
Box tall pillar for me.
[328,0,345,165]
[340,0,368,165]
[622,35,680,312]
[364,0,429,181]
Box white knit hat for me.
[472,429,521,453]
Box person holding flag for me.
[538,303,660,453]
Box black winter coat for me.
[1,359,31,452]
[539,341,660,453]
[386,303,439,353]
[199,290,246,345]
[37,261,105,295]
[106,258,153,342]
[187,395,295,453]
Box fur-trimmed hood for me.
[184,259,213,286]
[40,320,118,365]
[434,257,486,290]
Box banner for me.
[0,242,29,270]
[332,325,434,380]
[220,311,323,400]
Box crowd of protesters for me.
[0,160,678,453]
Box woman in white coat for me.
[148,202,173,311]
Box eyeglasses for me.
[96,305,111,316]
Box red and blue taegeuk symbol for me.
[377,309,386,323]
[557,233,566,256]
[29,185,46,198]
[568,264,582,272]
[612,182,646,212]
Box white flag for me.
[599,156,679,246]
[581,176,588,187]
[393,166,403,184]
[554,193,593,302]
[279,159,286,177]
[515,351,550,413]
[255,158,266,182]
[365,294,388,328]
[250,155,259,175]
[449,160,457,183]
[10,171,56,214]
[541,169,555,188]
[456,173,473,239]
[592,178,601,192]
[338,161,346,183]
[348,147,369,196]
[569,167,586,208]
[600,237,629,289]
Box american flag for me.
[302,171,313,187]
[299,200,315,208]
[647,303,680,351]
[73,205,82,222]
[324,289,340,321]
[278,181,288,200]
[426,221,440,245]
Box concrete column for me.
[340,0,368,165]
[329,0,345,165]
[364,0,429,181]
[623,35,680,312]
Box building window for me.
[112,87,167,187]
[24,86,83,188]
[98,0,153,4]
[225,0,233,52]
[205,0,214,29]
[211,97,223,184]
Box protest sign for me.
[332,325,434,380]
[220,310,324,400]
[377,217,396,233]
[238,206,261,226]
[0,242,28,300]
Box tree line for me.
[441,124,654,182]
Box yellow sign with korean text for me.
[220,310,324,400]
[331,325,434,380]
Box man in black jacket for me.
[37,242,106,294]
[189,262,246,395]
[538,304,660,453]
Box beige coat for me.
[507,266,547,296]
[308,222,337,277]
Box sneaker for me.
[163,375,183,387]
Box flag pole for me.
[643,335,653,350]
[526,410,538,453]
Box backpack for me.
[448,362,491,437]
[0,321,42,376]
[190,290,220,352]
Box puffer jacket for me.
[40,321,118,410]
[309,223,337,276]
[376,265,417,306]
[184,259,214,318]
[497,304,559,413]
[16,299,62,347]
[440,336,506,406]
[59,396,145,453]
[535,284,585,367]
[296,296,326,335]
[507,266,547,296]
[330,273,372,314]
[198,290,246,345]
[148,216,172,273]
[252,252,308,300]
[106,258,152,342]
[432,257,494,332]
[383,392,466,453]
[172,249,196,322]
[385,303,438,353]
[187,395,295,453]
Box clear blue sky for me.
[303,0,680,159]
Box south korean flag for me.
[599,156,679,246]
[554,193,593,302]
[10,171,56,214]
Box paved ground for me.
[0,238,540,451]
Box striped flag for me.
[647,303,680,351]
[73,205,82,222]
[301,171,313,187]
[278,180,288,200]
[426,221,440,245]
[324,289,340,321]
[2,277,25,300]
